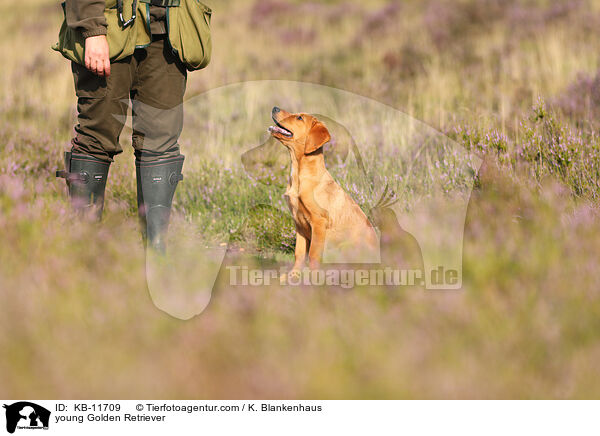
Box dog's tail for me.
[368,183,399,228]
[373,183,399,210]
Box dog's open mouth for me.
[268,117,293,138]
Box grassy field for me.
[2,0,600,398]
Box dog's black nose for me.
[272,107,280,115]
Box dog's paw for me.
[280,269,301,285]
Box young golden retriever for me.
[268,107,379,275]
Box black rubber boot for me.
[56,152,110,220]
[136,155,184,253]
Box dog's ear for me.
[305,121,331,154]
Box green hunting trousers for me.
[70,35,187,163]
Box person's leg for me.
[131,36,186,163]
[57,59,134,219]
[131,36,187,252]
[70,60,134,162]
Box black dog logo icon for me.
[3,402,50,434]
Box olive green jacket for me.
[63,0,167,37]
[53,0,212,71]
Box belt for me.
[140,0,180,6]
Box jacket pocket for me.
[52,2,86,65]
[104,5,138,60]
[52,1,147,65]
[167,0,212,71]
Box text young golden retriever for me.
[268,107,379,275]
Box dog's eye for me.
[297,116,303,121]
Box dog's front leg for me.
[280,232,309,285]
[299,190,329,269]
[308,219,327,269]
[292,232,308,273]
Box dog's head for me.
[243,112,353,186]
[268,107,331,156]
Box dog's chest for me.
[284,187,312,233]
[284,154,312,232]
[285,191,310,228]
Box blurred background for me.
[2,0,600,398]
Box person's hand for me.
[84,35,111,77]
